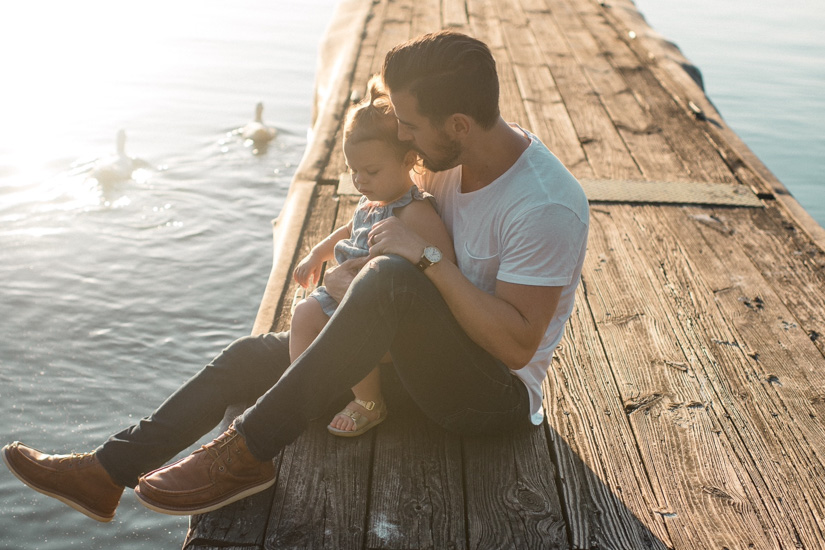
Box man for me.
[3,30,588,520]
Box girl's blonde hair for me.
[344,75,412,161]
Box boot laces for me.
[203,428,240,461]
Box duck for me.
[242,102,277,145]
[89,129,150,185]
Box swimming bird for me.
[242,102,277,145]
[89,129,151,185]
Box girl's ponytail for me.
[343,74,411,160]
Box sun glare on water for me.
[0,1,194,208]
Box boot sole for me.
[133,475,277,516]
[2,445,115,523]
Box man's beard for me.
[416,132,462,172]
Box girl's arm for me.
[293,221,353,288]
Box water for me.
[0,1,335,548]
[631,0,825,227]
[0,1,822,549]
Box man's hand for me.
[367,217,426,264]
[323,256,369,302]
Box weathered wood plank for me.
[367,410,466,549]
[262,184,366,547]
[465,0,531,131]
[584,205,782,548]
[371,0,414,76]
[596,204,825,547]
[463,425,569,549]
[643,205,825,544]
[501,0,640,180]
[442,0,469,30]
[577,0,734,184]
[319,123,346,184]
[410,0,442,37]
[534,0,688,182]
[603,0,825,248]
[333,195,361,225]
[184,485,276,550]
[592,0,775,198]
[301,0,374,185]
[546,291,672,548]
[305,193,359,302]
[263,420,374,549]
[474,0,589,175]
[717,203,825,358]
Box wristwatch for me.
[416,245,442,271]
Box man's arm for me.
[367,216,561,370]
[426,261,561,370]
[324,199,455,304]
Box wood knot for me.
[624,392,663,415]
[515,486,545,512]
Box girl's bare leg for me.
[289,298,329,362]
[294,298,387,433]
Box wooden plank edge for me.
[251,0,373,335]
[293,0,374,184]
[598,0,825,252]
[251,179,317,335]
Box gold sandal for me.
[327,399,387,437]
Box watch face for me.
[424,246,442,263]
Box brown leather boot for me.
[2,442,124,522]
[134,425,276,516]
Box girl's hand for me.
[367,217,427,264]
[293,254,323,288]
[324,256,369,302]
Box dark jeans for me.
[96,255,531,487]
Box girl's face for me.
[344,139,414,204]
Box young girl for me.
[289,77,455,437]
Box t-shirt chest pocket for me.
[460,240,500,295]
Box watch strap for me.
[416,255,434,271]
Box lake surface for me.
[0,1,821,549]
[0,1,336,548]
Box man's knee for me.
[216,332,290,374]
[362,254,417,282]
[349,254,436,301]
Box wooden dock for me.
[184,0,825,548]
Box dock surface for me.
[184,0,825,548]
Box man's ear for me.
[446,113,472,137]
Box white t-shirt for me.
[414,128,589,425]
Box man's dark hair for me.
[382,31,500,129]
